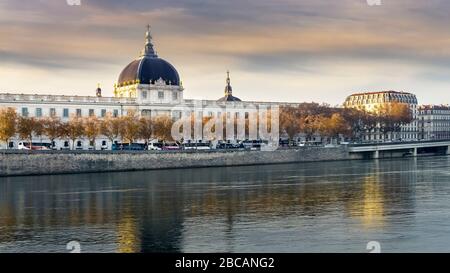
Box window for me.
[142,91,148,99]
[101,109,106,118]
[172,92,178,100]
[63,108,69,118]
[76,109,82,117]
[77,141,82,147]
[89,109,95,117]
[50,108,56,117]
[22,107,28,117]
[113,109,119,117]
[142,110,151,117]
[158,91,164,99]
[35,108,42,117]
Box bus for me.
[18,142,52,150]
[111,143,146,151]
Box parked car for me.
[242,140,264,150]
[183,142,211,150]
[112,143,146,151]
[162,142,181,150]
[279,139,290,147]
[216,142,242,149]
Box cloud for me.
[0,0,450,104]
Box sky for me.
[1,0,450,105]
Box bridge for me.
[348,140,450,159]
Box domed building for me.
[0,25,302,150]
[114,25,183,104]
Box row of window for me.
[419,110,450,115]
[347,100,417,106]
[363,133,419,140]
[21,107,120,118]
[141,90,178,100]
[422,115,450,120]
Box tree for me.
[100,113,121,148]
[320,113,351,144]
[67,116,84,150]
[279,106,302,144]
[390,102,413,140]
[57,122,70,148]
[84,116,100,150]
[153,115,174,143]
[17,116,37,148]
[0,107,17,149]
[341,107,377,142]
[43,117,62,149]
[376,102,413,141]
[120,111,139,144]
[303,115,320,142]
[34,119,45,143]
[138,117,153,146]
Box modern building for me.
[0,26,287,149]
[344,91,419,141]
[418,105,450,140]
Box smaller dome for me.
[218,95,242,102]
[218,71,241,102]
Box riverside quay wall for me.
[0,147,361,177]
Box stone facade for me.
[418,105,450,140]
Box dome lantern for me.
[141,24,158,58]
[218,71,241,102]
[96,83,102,97]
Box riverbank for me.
[0,147,362,177]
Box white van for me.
[148,142,162,151]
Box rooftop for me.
[348,90,415,97]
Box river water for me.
[1,156,450,253]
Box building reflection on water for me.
[0,157,429,252]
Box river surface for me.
[1,156,450,253]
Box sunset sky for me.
[1,0,450,105]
